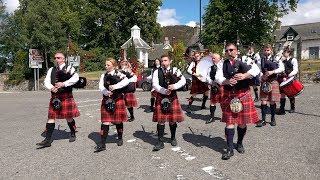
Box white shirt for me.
[264,55,285,74]
[152,66,186,95]
[44,63,79,90]
[215,60,260,85]
[99,70,130,96]
[284,57,299,77]
[206,60,222,85]
[187,61,198,75]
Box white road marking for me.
[77,99,101,103]
[78,103,100,107]
[171,147,196,161]
[202,166,228,179]
[126,139,136,143]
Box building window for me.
[287,34,294,41]
[309,47,319,59]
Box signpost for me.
[29,49,43,91]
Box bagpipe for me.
[164,67,186,91]
[104,70,135,94]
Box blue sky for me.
[4,0,320,26]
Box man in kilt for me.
[205,53,223,124]
[215,44,260,160]
[120,60,138,122]
[147,58,161,112]
[186,51,210,113]
[37,52,80,148]
[95,58,130,152]
[152,54,186,151]
[256,44,284,127]
[276,48,299,115]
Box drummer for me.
[186,51,210,113]
[277,48,299,114]
[205,53,223,124]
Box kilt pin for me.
[260,79,281,102]
[153,92,184,124]
[48,92,80,119]
[124,92,138,107]
[101,95,128,123]
[220,88,259,125]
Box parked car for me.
[136,69,192,92]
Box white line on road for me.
[202,166,229,179]
[171,147,196,161]
[77,99,101,103]
[78,103,100,107]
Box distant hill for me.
[159,25,195,46]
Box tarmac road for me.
[0,84,319,180]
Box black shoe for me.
[94,143,106,152]
[289,108,295,113]
[254,97,259,102]
[236,143,245,154]
[205,118,215,124]
[117,139,123,146]
[222,149,234,160]
[270,119,276,126]
[276,109,286,115]
[128,117,135,122]
[148,107,154,112]
[171,138,177,146]
[201,105,207,109]
[256,120,266,127]
[186,108,192,114]
[69,133,76,142]
[36,139,52,147]
[153,140,164,151]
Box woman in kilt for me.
[215,44,260,160]
[120,60,138,122]
[95,58,130,152]
[256,44,284,127]
[36,52,80,148]
[147,58,161,112]
[205,53,223,124]
[152,54,186,151]
[186,51,210,113]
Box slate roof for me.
[148,44,171,60]
[121,37,151,49]
[274,22,320,42]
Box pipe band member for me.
[37,52,80,148]
[95,58,130,152]
[215,44,260,160]
[152,54,186,151]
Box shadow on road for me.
[138,105,152,113]
[88,132,118,145]
[293,111,320,118]
[133,130,171,147]
[182,133,226,154]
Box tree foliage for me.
[171,41,188,74]
[202,0,299,50]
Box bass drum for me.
[280,76,304,97]
[196,56,213,82]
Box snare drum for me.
[280,76,304,97]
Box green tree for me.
[171,41,187,73]
[202,0,298,49]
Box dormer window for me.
[287,33,294,41]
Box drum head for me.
[280,76,294,87]
[196,56,213,82]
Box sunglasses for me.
[225,49,235,53]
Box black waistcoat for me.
[223,59,251,91]
[261,55,279,79]
[283,58,293,75]
[50,66,73,93]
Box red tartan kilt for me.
[48,92,80,119]
[210,86,223,104]
[190,76,209,94]
[153,93,184,124]
[151,90,158,97]
[124,92,138,107]
[220,88,259,125]
[260,80,281,102]
[101,97,128,123]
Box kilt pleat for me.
[101,97,127,123]
[48,92,80,119]
[190,76,209,94]
[260,80,281,102]
[220,88,259,125]
[124,92,138,107]
[153,93,184,124]
[210,86,223,104]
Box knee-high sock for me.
[253,87,259,98]
[116,123,123,139]
[169,123,177,140]
[280,98,286,110]
[237,126,247,144]
[67,119,76,135]
[100,124,109,143]
[127,107,134,118]
[188,96,194,106]
[289,97,295,109]
[210,105,216,119]
[45,123,55,140]
[157,124,165,140]
[261,104,267,121]
[270,104,276,120]
[202,95,208,107]
[150,98,155,108]
[225,128,235,150]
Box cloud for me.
[281,0,320,25]
[157,8,180,26]
[185,21,197,27]
[3,0,19,13]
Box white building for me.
[121,25,151,67]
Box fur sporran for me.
[105,98,116,112]
[51,98,62,110]
[160,98,172,113]
[261,82,272,93]
[230,97,243,113]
